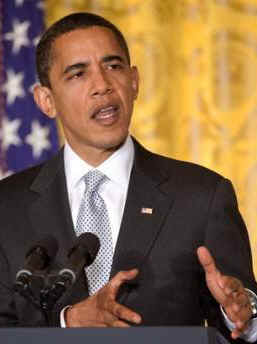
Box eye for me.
[107,63,123,70]
[67,70,85,80]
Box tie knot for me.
[84,170,108,192]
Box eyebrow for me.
[101,55,125,64]
[63,63,88,75]
[63,55,126,75]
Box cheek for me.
[55,91,81,113]
[124,91,136,112]
[119,84,135,107]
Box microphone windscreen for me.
[26,235,58,260]
[68,233,100,266]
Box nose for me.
[90,68,113,97]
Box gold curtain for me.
[45,0,257,275]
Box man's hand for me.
[65,268,142,327]
[197,246,252,339]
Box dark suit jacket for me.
[0,140,256,342]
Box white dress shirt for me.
[64,135,134,248]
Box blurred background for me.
[1,0,257,274]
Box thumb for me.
[197,247,228,304]
[109,268,139,295]
[197,246,218,276]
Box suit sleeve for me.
[200,178,257,343]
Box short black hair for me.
[36,12,131,88]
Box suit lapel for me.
[28,150,89,310]
[111,140,176,277]
[28,149,76,268]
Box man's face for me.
[35,26,139,164]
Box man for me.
[0,12,256,343]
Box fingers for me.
[231,305,252,340]
[222,276,243,300]
[66,268,141,327]
[218,277,251,339]
[197,246,252,339]
[220,275,245,309]
[105,298,141,324]
[95,269,141,326]
[111,319,131,327]
[103,269,141,325]
[225,291,250,317]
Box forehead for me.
[51,26,126,61]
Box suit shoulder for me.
[0,149,63,196]
[139,143,225,184]
[0,164,43,194]
[146,151,235,203]
[159,154,223,181]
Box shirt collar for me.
[64,136,135,193]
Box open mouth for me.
[92,105,119,121]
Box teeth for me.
[98,112,113,118]
[92,105,118,119]
[99,106,115,113]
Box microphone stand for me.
[39,271,75,325]
[14,276,42,309]
[14,272,53,325]
[40,277,66,311]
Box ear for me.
[131,66,139,100]
[33,84,57,119]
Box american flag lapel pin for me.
[141,207,153,214]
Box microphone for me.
[14,235,58,295]
[40,233,100,310]
[61,232,100,285]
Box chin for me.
[100,134,128,151]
